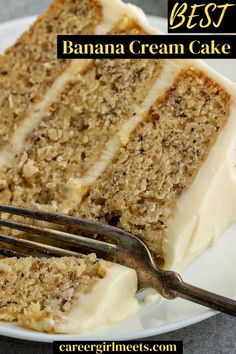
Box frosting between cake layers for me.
[0,0,161,173]
[96,4,236,273]
[0,0,142,169]
[69,59,189,203]
[1,0,236,276]
[0,60,92,168]
[164,61,236,272]
[52,263,139,334]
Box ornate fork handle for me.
[162,270,236,316]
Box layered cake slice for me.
[0,0,235,276]
[0,255,139,333]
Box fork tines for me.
[0,204,119,259]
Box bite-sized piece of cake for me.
[0,0,235,275]
[0,255,139,333]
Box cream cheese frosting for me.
[1,0,236,277]
[50,263,139,334]
[97,2,236,273]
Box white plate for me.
[0,15,236,343]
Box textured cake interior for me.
[0,0,101,144]
[0,0,232,268]
[0,255,106,331]
[77,68,230,264]
[0,58,162,210]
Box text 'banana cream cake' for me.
[0,0,236,334]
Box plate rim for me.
[0,14,216,343]
[0,310,216,343]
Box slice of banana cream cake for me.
[0,0,236,334]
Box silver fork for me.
[0,204,236,316]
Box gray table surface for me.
[0,1,235,353]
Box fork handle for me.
[174,279,236,316]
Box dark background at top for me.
[0,0,168,22]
